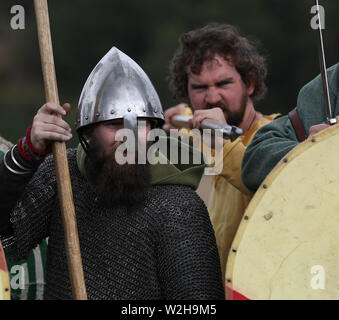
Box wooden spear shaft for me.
[34,0,87,300]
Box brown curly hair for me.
[169,23,267,102]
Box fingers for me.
[31,102,72,151]
[62,102,71,113]
[192,108,226,129]
[35,113,71,132]
[163,105,227,131]
[38,102,69,117]
[163,103,188,130]
[34,103,71,133]
[308,123,330,138]
[307,116,339,138]
[36,123,72,139]
[192,112,209,129]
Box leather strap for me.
[288,108,307,142]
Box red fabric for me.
[18,126,52,163]
[226,286,250,300]
[25,126,52,155]
[233,290,250,300]
[0,244,7,272]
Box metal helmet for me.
[76,46,164,151]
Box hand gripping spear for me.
[34,0,88,299]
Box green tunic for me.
[242,63,339,192]
[0,137,48,300]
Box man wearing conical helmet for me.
[0,47,224,299]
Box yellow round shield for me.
[0,241,10,300]
[226,124,339,300]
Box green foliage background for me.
[0,0,338,147]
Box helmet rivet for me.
[85,115,89,120]
[154,109,157,113]
[110,110,115,114]
[128,108,131,112]
[96,112,100,117]
[143,108,146,112]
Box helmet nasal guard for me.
[76,47,164,152]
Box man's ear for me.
[245,76,255,96]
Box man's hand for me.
[163,103,188,131]
[191,108,227,129]
[163,104,227,131]
[192,108,228,148]
[163,105,228,148]
[308,115,339,138]
[31,102,72,151]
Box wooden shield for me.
[226,124,339,300]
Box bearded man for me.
[164,24,280,289]
[0,47,224,300]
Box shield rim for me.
[225,124,339,300]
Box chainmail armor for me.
[2,149,224,300]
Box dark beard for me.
[85,139,151,207]
[226,92,248,127]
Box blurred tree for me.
[0,0,338,146]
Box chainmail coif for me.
[3,149,224,300]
